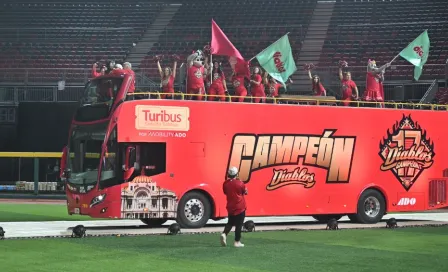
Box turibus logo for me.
[135,105,190,131]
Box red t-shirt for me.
[91,69,101,79]
[188,66,205,89]
[268,83,282,97]
[251,74,263,92]
[341,79,357,99]
[232,75,245,89]
[211,71,225,89]
[162,75,175,93]
[313,82,326,96]
[223,178,247,216]
[110,69,135,93]
[366,72,380,92]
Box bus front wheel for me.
[140,219,167,227]
[177,191,211,229]
[349,189,385,224]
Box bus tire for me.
[312,215,342,223]
[351,189,385,224]
[140,219,167,227]
[176,191,211,229]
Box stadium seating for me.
[319,0,448,80]
[138,0,315,78]
[0,0,446,84]
[435,87,448,104]
[0,1,165,71]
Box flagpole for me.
[249,32,290,62]
[210,53,213,84]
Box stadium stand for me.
[319,0,448,81]
[0,0,446,90]
[0,1,165,75]
[138,0,314,78]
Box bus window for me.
[138,143,166,177]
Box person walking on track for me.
[220,166,247,248]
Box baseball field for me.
[0,203,447,272]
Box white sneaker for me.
[220,233,227,247]
[234,241,245,247]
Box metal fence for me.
[0,156,64,195]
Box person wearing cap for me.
[123,62,136,94]
[220,166,247,248]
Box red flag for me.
[211,19,250,79]
[211,19,244,60]
[231,57,251,80]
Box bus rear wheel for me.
[176,191,211,229]
[312,215,342,223]
[349,189,385,224]
[140,219,167,227]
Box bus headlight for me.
[90,194,106,208]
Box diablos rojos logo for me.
[135,105,190,131]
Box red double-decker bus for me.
[61,73,447,228]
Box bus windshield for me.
[81,76,124,106]
[67,123,108,186]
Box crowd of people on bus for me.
[90,50,391,106]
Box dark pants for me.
[223,210,246,242]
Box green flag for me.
[255,33,297,89]
[399,30,430,81]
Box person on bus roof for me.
[91,62,106,79]
[123,62,135,94]
[221,166,247,248]
[157,56,178,99]
[109,62,136,94]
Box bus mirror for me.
[60,146,68,178]
[124,167,135,181]
[125,146,136,170]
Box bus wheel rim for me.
[184,198,204,223]
[364,196,380,218]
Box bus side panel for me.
[116,100,448,219]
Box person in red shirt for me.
[123,62,135,94]
[186,51,208,101]
[109,64,136,99]
[308,70,326,96]
[157,57,177,99]
[220,166,247,248]
[339,69,358,106]
[231,70,248,102]
[364,59,390,107]
[250,66,266,103]
[207,61,228,101]
[267,76,293,101]
[91,63,106,78]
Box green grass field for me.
[1,227,447,272]
[1,203,448,271]
[0,203,110,222]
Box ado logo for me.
[397,197,416,206]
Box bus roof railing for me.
[126,92,448,111]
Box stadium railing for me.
[127,92,448,110]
